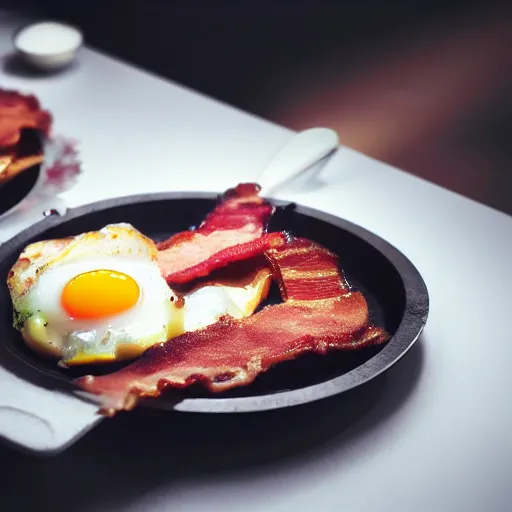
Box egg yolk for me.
[61,270,140,319]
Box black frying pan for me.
[0,193,429,413]
[0,164,40,216]
[0,129,42,216]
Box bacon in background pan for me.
[157,183,285,284]
[0,89,52,184]
[77,238,390,415]
[0,89,52,148]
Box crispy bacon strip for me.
[0,89,52,148]
[76,238,390,415]
[157,183,285,284]
[160,232,285,284]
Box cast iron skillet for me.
[0,193,429,413]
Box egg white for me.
[10,223,182,365]
[184,286,245,331]
[26,256,178,364]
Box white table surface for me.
[1,13,511,512]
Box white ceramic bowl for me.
[13,21,83,72]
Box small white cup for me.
[13,21,83,72]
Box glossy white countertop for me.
[0,13,511,512]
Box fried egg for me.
[8,223,183,366]
[183,266,272,331]
[8,223,272,366]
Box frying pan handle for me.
[0,365,100,454]
[257,128,339,196]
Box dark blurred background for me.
[9,0,512,214]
